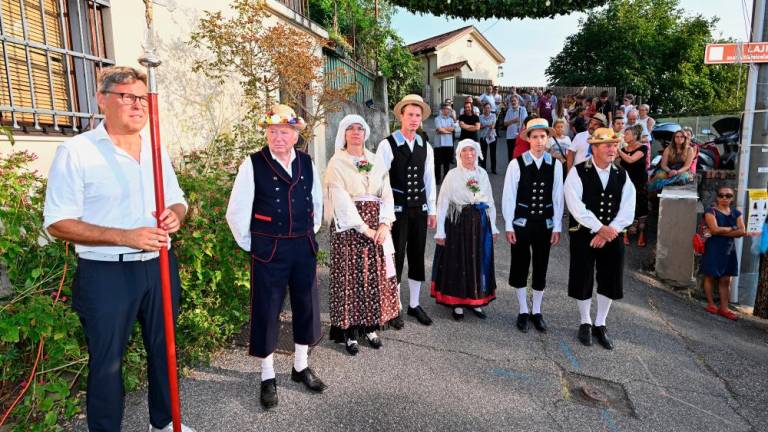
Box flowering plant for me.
[257,111,306,128]
[356,159,373,173]
[466,178,480,193]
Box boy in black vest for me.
[564,128,636,350]
[502,118,564,333]
[375,94,437,327]
[226,104,327,409]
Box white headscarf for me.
[455,138,483,170]
[334,114,371,150]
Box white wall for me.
[439,35,501,83]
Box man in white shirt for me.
[564,128,636,351]
[502,119,564,334]
[43,67,194,432]
[226,104,326,410]
[433,102,456,184]
[566,112,608,171]
[376,94,437,327]
[503,96,528,163]
[480,84,497,114]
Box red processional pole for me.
[140,3,183,430]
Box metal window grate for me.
[0,0,114,133]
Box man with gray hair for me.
[624,109,650,140]
[43,66,195,431]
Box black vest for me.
[386,133,427,209]
[515,153,555,220]
[575,160,626,226]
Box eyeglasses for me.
[717,193,734,199]
[104,91,149,107]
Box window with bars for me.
[0,0,114,133]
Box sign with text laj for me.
[705,43,768,64]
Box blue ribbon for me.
[473,203,493,294]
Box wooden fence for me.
[456,78,616,101]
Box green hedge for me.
[0,136,256,430]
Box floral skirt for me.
[329,201,399,341]
[648,169,692,193]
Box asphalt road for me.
[73,128,768,432]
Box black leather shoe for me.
[452,310,464,321]
[390,313,405,330]
[260,378,278,409]
[516,313,530,333]
[366,335,382,349]
[345,340,359,356]
[407,306,433,326]
[472,308,487,319]
[592,325,614,350]
[291,367,328,393]
[578,323,593,346]
[530,313,548,332]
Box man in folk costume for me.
[502,118,564,333]
[564,128,636,350]
[375,94,438,327]
[226,104,326,409]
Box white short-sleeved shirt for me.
[43,122,188,255]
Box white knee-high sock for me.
[578,299,592,325]
[595,294,613,327]
[294,344,308,372]
[260,354,275,381]
[516,288,529,314]
[408,278,421,308]
[532,290,544,314]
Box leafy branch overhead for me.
[388,0,610,19]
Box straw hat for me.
[590,112,608,127]
[522,118,551,140]
[588,128,620,144]
[257,104,306,130]
[393,94,431,120]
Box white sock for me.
[366,331,378,339]
[260,354,275,381]
[397,283,403,311]
[346,338,358,346]
[516,288,529,314]
[473,307,482,313]
[454,307,464,315]
[408,279,421,308]
[532,290,544,314]
[595,294,613,327]
[578,299,593,325]
[294,344,308,372]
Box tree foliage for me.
[189,0,356,144]
[546,0,746,115]
[309,0,422,108]
[389,0,609,19]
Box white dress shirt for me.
[225,148,323,252]
[502,151,564,233]
[569,131,591,165]
[564,161,636,233]
[43,122,187,255]
[375,131,437,215]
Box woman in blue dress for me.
[700,187,745,320]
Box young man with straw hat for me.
[564,128,635,350]
[226,104,327,409]
[502,118,564,334]
[375,94,437,327]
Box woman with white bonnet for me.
[323,114,400,356]
[430,139,499,321]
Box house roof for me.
[434,60,471,75]
[406,25,505,63]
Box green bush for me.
[0,131,262,430]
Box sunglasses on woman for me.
[717,193,734,199]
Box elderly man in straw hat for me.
[502,118,564,334]
[226,104,326,409]
[564,128,635,351]
[375,94,437,327]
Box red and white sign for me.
[705,42,768,64]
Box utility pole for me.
[734,0,768,306]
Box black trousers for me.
[567,228,625,300]
[509,219,553,290]
[434,146,453,184]
[72,252,181,431]
[479,138,497,173]
[249,236,321,358]
[392,207,428,282]
[506,136,516,164]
